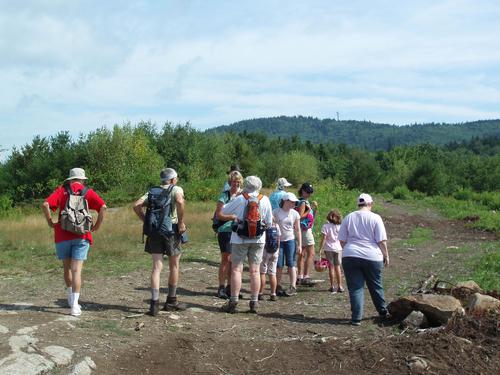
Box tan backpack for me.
[60,186,93,234]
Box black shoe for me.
[269,294,277,302]
[217,287,229,299]
[221,300,238,314]
[302,278,314,287]
[276,285,286,297]
[284,287,297,297]
[258,294,264,301]
[163,296,184,311]
[249,301,258,314]
[149,299,160,316]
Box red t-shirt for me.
[45,182,106,245]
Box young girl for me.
[318,209,344,294]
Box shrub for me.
[0,194,13,216]
[392,185,411,200]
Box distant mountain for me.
[206,116,500,150]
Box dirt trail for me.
[0,200,498,374]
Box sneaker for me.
[249,301,258,314]
[258,294,264,301]
[285,287,297,297]
[70,304,82,317]
[337,287,345,293]
[302,278,314,287]
[297,278,303,286]
[149,299,160,316]
[221,300,238,314]
[328,287,336,293]
[217,287,229,299]
[269,294,277,302]
[163,296,184,311]
[350,320,361,326]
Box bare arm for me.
[175,191,186,234]
[378,240,389,267]
[91,205,107,232]
[216,201,236,222]
[318,233,326,252]
[42,202,55,228]
[340,240,346,249]
[133,198,146,222]
[294,218,302,252]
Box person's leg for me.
[303,244,315,281]
[259,273,266,295]
[342,257,365,323]
[362,259,387,315]
[297,247,305,281]
[334,265,344,290]
[269,274,277,296]
[62,258,72,305]
[231,262,244,300]
[328,266,335,289]
[248,243,264,312]
[167,253,181,297]
[151,254,163,291]
[276,243,285,295]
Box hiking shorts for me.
[325,251,342,266]
[231,243,264,266]
[217,232,232,253]
[145,233,181,257]
[301,228,315,246]
[260,250,279,275]
[56,239,90,260]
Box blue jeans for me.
[342,257,387,322]
[277,240,297,268]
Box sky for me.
[1,0,500,156]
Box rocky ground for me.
[0,200,498,374]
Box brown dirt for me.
[0,199,498,374]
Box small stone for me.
[168,314,181,320]
[468,293,500,315]
[43,345,74,366]
[402,311,428,328]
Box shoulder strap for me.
[64,185,73,196]
[80,186,89,197]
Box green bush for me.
[453,188,474,201]
[0,194,13,216]
[183,178,223,201]
[392,185,411,200]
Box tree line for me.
[208,116,500,151]
[0,121,498,209]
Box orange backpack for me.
[235,192,265,238]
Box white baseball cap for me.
[357,193,373,205]
[283,192,299,202]
[277,177,292,188]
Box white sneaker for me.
[70,304,82,316]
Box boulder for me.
[451,281,483,303]
[468,293,500,315]
[388,294,463,326]
[401,310,428,329]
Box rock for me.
[0,324,9,334]
[388,294,463,326]
[70,357,96,375]
[468,293,500,315]
[451,281,483,303]
[406,356,429,373]
[16,326,38,335]
[401,311,428,329]
[42,345,74,366]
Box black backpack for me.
[143,185,175,238]
[265,226,280,253]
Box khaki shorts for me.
[231,243,264,266]
[325,251,341,266]
[145,233,181,257]
[260,250,279,275]
[301,229,315,246]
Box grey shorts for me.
[301,228,315,246]
[260,250,279,275]
[145,233,181,257]
[325,251,341,266]
[231,243,265,266]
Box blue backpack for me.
[143,185,175,238]
[265,226,280,253]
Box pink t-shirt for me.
[321,223,342,252]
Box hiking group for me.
[43,166,390,325]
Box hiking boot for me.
[258,294,264,301]
[163,296,184,311]
[221,300,238,314]
[217,287,229,299]
[269,294,277,302]
[149,299,160,316]
[337,287,345,293]
[285,287,297,297]
[249,301,258,314]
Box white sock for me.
[72,292,80,307]
[151,288,160,301]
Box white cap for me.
[65,168,87,181]
[277,177,292,189]
[283,192,299,202]
[160,168,177,182]
[357,193,373,205]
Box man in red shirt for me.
[42,168,106,316]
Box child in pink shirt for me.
[318,209,344,294]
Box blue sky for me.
[1,0,500,156]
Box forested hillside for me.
[207,116,500,151]
[0,122,498,212]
